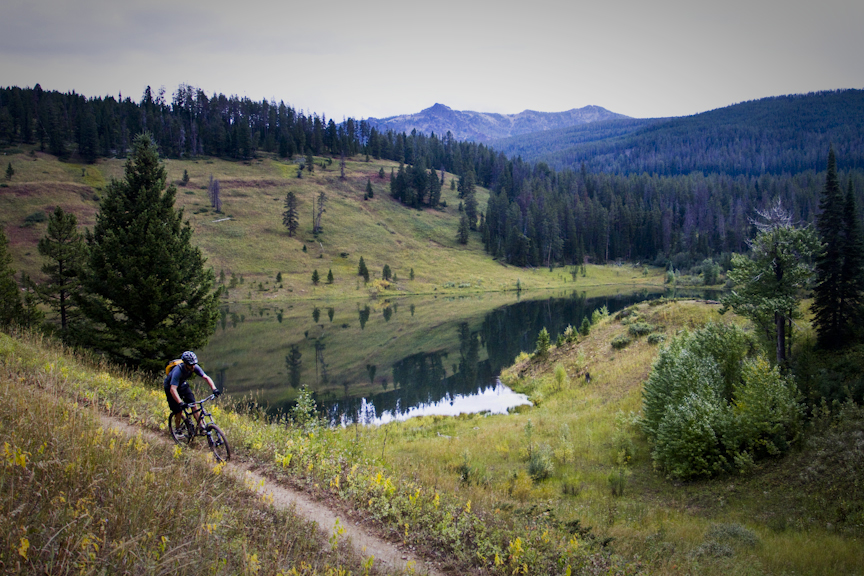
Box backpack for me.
[165,359,184,376]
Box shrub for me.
[528,443,554,481]
[628,322,654,337]
[611,334,632,350]
[535,327,550,356]
[641,323,801,479]
[647,333,666,345]
[24,211,47,226]
[591,305,609,325]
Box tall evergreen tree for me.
[0,228,23,327]
[282,190,299,237]
[457,213,470,245]
[78,133,220,370]
[838,180,864,339]
[358,256,369,283]
[811,147,857,348]
[5,162,13,180]
[37,206,86,336]
[721,201,818,365]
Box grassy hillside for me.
[0,332,393,576]
[1,145,664,300]
[5,299,861,575]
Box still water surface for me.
[199,288,708,424]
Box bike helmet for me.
[181,351,198,366]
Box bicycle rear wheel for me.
[205,424,231,462]
[168,413,194,445]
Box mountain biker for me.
[165,351,220,432]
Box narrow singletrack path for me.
[98,412,444,576]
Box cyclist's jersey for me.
[163,364,207,389]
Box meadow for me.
[0,145,665,301]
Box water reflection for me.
[201,288,717,424]
[350,381,530,425]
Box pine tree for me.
[366,178,373,199]
[838,180,864,340]
[282,190,299,237]
[78,133,220,370]
[326,269,334,284]
[312,269,320,285]
[358,256,369,283]
[37,206,86,335]
[378,167,385,179]
[5,162,13,180]
[382,264,392,281]
[812,147,853,348]
[457,213,470,245]
[17,272,43,328]
[313,190,326,233]
[0,228,23,327]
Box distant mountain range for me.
[367,103,629,143]
[490,89,864,176]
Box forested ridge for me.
[493,89,864,176]
[3,84,864,270]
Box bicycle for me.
[168,394,231,462]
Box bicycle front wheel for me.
[205,424,231,462]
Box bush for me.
[24,211,47,226]
[535,327,550,356]
[611,334,632,350]
[591,305,609,325]
[647,333,666,345]
[641,323,801,479]
[528,443,554,481]
[628,322,654,337]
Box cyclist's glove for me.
[213,389,222,397]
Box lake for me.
[199,287,709,424]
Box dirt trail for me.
[98,413,443,576]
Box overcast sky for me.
[2,0,862,120]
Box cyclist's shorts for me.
[165,382,196,414]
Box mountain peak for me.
[369,104,628,143]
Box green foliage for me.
[326,269,333,284]
[357,256,369,283]
[720,204,818,364]
[610,334,631,349]
[311,269,319,285]
[641,323,802,479]
[282,190,299,237]
[591,305,609,325]
[5,162,13,180]
[627,322,654,337]
[37,206,86,335]
[535,327,550,356]
[382,263,391,281]
[579,316,590,336]
[527,443,554,481]
[77,133,220,371]
[23,211,47,226]
[291,385,320,433]
[700,258,721,285]
[812,148,864,349]
[457,213,469,245]
[0,228,23,327]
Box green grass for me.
[5,300,863,575]
[1,145,665,301]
